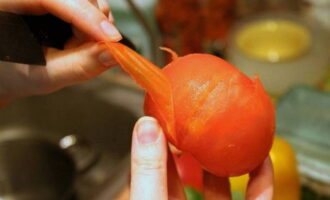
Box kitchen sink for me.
[0,76,144,199]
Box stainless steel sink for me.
[0,76,144,199]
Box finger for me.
[167,149,187,200]
[64,36,85,49]
[131,117,168,200]
[0,0,46,14]
[0,0,122,41]
[88,0,98,7]
[28,42,116,95]
[97,0,110,16]
[42,0,121,41]
[69,0,111,44]
[203,171,231,200]
[108,9,114,23]
[246,156,273,200]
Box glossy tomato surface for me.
[145,54,275,177]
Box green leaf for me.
[184,187,203,200]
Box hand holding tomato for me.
[130,117,273,200]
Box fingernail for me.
[136,118,160,144]
[98,51,116,66]
[100,20,122,41]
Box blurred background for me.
[0,0,329,199]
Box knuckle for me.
[78,62,107,80]
[133,157,165,172]
[73,63,96,81]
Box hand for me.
[129,116,273,200]
[0,0,121,107]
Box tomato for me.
[106,42,275,177]
[145,54,275,177]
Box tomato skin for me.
[145,54,275,177]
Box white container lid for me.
[226,13,330,96]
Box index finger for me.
[0,0,121,41]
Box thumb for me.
[32,42,116,94]
[130,117,168,200]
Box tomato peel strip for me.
[104,42,175,138]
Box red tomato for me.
[145,54,275,177]
[173,152,203,191]
[105,42,274,178]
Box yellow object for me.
[230,137,300,200]
[235,19,311,62]
[231,174,248,199]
